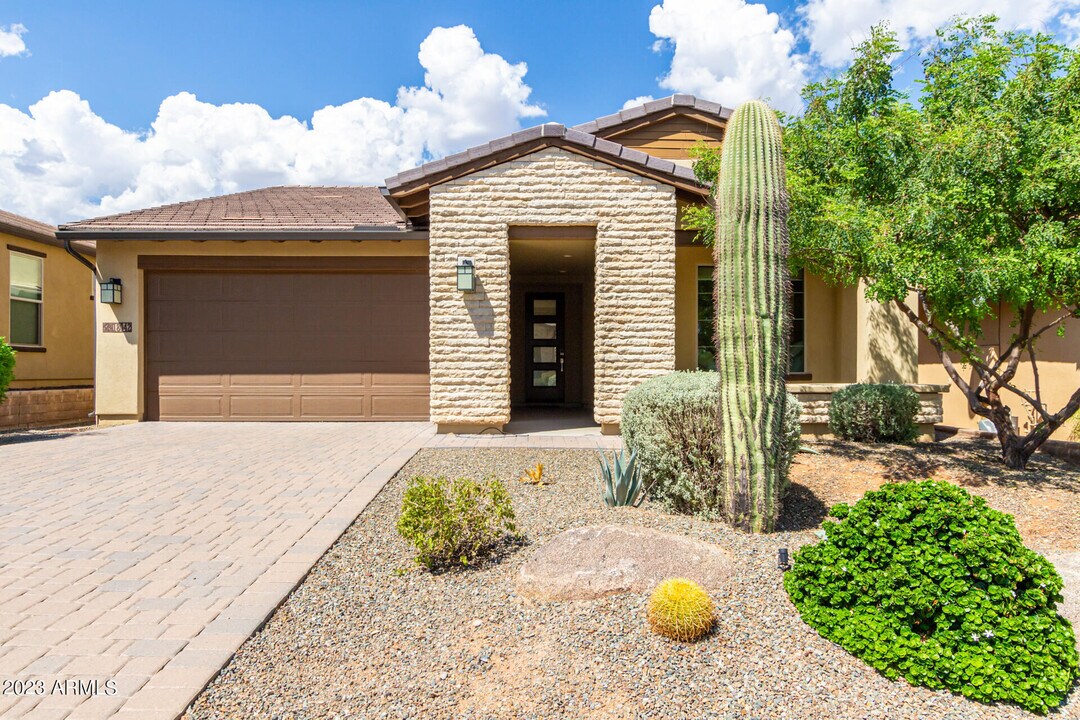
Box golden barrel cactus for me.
[646,578,715,642]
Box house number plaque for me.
[102,322,132,333]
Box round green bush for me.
[0,337,15,404]
[829,382,919,442]
[622,371,801,519]
[785,480,1079,714]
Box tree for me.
[785,18,1080,469]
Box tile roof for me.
[572,94,732,135]
[384,122,702,194]
[0,209,57,242]
[59,186,406,233]
[0,208,95,255]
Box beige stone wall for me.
[93,239,429,422]
[789,382,948,442]
[1,232,95,389]
[428,147,678,427]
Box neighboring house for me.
[59,95,951,435]
[0,210,96,430]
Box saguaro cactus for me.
[713,100,791,533]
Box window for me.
[9,251,43,346]
[696,266,806,374]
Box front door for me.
[524,292,565,403]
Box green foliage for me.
[785,480,1079,714]
[783,18,1080,466]
[622,372,801,520]
[683,143,722,247]
[686,19,1080,467]
[0,337,14,404]
[396,475,517,569]
[714,100,792,533]
[597,448,642,507]
[828,383,920,443]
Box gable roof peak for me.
[573,94,733,137]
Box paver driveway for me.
[0,422,433,719]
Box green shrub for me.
[829,383,919,443]
[396,475,517,569]
[785,480,1079,714]
[0,337,14,403]
[621,372,801,520]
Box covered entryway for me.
[145,265,429,421]
[509,227,596,413]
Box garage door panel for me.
[229,395,296,419]
[371,394,428,418]
[300,395,367,418]
[147,270,429,421]
[158,395,224,418]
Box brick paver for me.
[0,422,432,719]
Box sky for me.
[1,0,1078,224]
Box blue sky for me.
[1,0,690,130]
[1,0,1077,222]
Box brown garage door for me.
[146,269,429,421]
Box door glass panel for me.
[533,298,557,316]
[532,370,557,387]
[533,346,557,363]
[532,322,556,340]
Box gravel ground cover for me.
[187,438,1079,720]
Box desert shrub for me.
[647,577,715,642]
[397,475,517,569]
[785,480,1079,714]
[621,371,801,519]
[829,383,919,443]
[0,338,14,403]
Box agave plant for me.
[598,448,643,507]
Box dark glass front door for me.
[524,292,564,403]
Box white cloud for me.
[622,95,656,109]
[0,25,544,223]
[801,0,1080,66]
[648,0,808,113]
[0,23,28,57]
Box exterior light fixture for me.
[100,278,123,305]
[456,258,475,292]
[778,547,790,570]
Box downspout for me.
[63,238,101,425]
[64,238,101,281]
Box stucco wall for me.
[1,232,94,389]
[674,246,880,384]
[93,239,429,422]
[428,147,678,428]
[919,307,1080,441]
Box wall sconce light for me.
[100,278,123,305]
[456,258,475,292]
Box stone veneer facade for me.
[0,386,94,430]
[428,148,678,429]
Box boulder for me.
[516,524,731,601]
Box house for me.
[0,210,96,430]
[59,94,955,435]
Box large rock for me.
[516,524,731,601]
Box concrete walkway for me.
[0,422,432,719]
